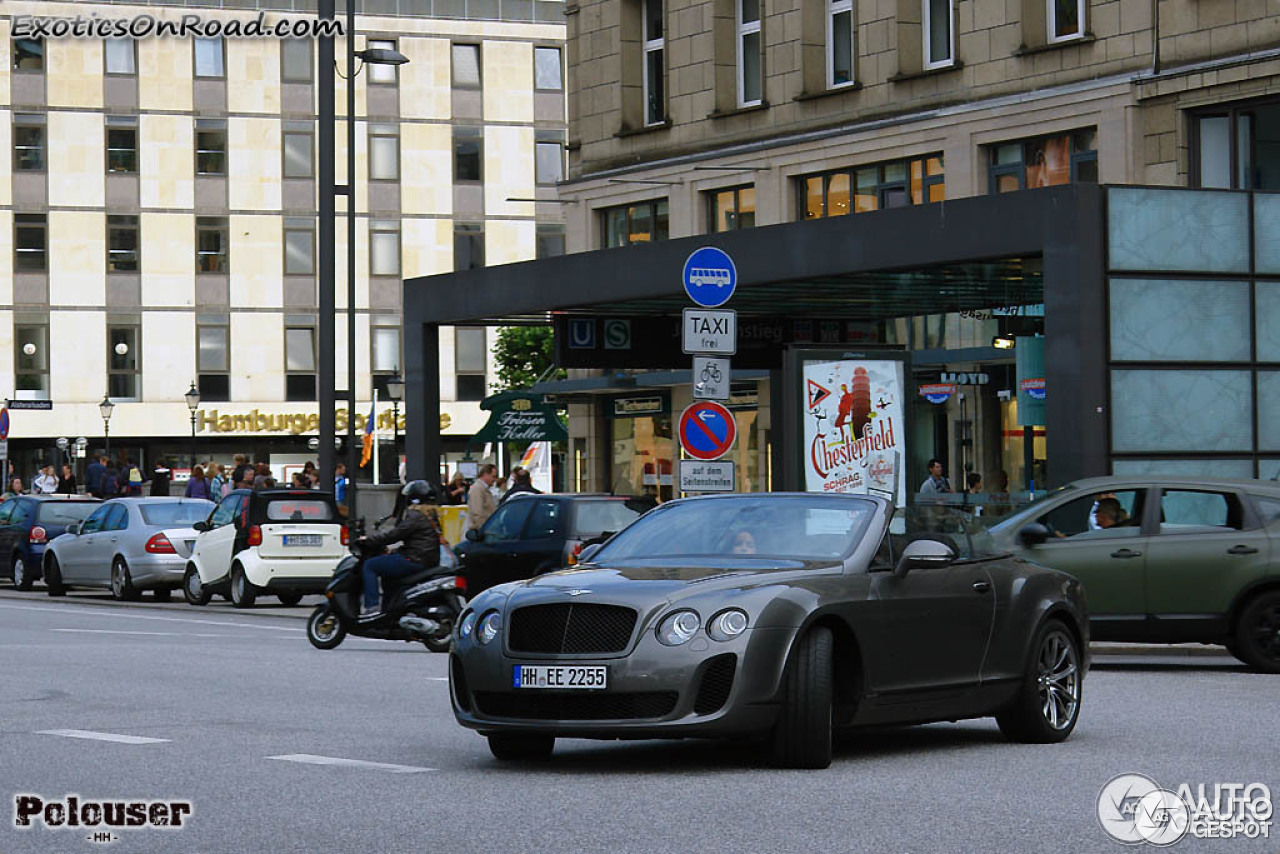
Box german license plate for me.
[283,534,323,547]
[513,665,607,690]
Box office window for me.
[13,114,45,172]
[14,323,50,396]
[923,0,954,69]
[369,124,400,181]
[196,217,229,273]
[194,37,225,78]
[800,155,944,219]
[711,186,757,232]
[281,37,313,82]
[283,127,314,178]
[828,0,855,87]
[367,39,398,84]
[737,0,762,106]
[108,325,140,399]
[1048,0,1084,42]
[107,215,140,272]
[537,224,566,258]
[452,43,481,89]
[372,316,402,396]
[284,224,315,275]
[535,140,564,185]
[13,38,43,71]
[455,223,485,271]
[454,127,483,182]
[106,117,138,173]
[197,314,230,402]
[285,323,317,402]
[370,221,401,276]
[455,327,487,401]
[14,214,47,272]
[643,0,666,125]
[534,47,562,91]
[196,120,227,175]
[1193,100,1280,191]
[104,39,136,75]
[988,129,1096,193]
[602,199,670,247]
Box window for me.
[194,37,224,78]
[284,221,315,275]
[104,39,136,75]
[372,316,401,396]
[196,217,229,273]
[989,129,1096,193]
[196,120,227,175]
[537,224,566,258]
[711,185,756,231]
[923,0,954,69]
[107,215,139,272]
[370,221,401,276]
[535,137,564,185]
[106,117,138,173]
[737,0,762,106]
[454,223,485,271]
[1193,100,1280,191]
[1036,490,1145,539]
[828,0,855,87]
[108,324,140,399]
[369,124,399,181]
[602,199,670,247]
[367,39,398,84]
[15,322,49,396]
[281,38,312,82]
[14,214,47,272]
[526,500,561,539]
[643,0,666,125]
[283,125,314,178]
[13,114,46,172]
[482,499,535,541]
[197,314,230,402]
[800,155,943,220]
[454,127,483,182]
[285,321,317,401]
[455,327,487,401]
[1048,0,1084,42]
[1257,498,1280,527]
[1158,490,1245,533]
[13,38,43,71]
[452,43,481,89]
[534,47,562,91]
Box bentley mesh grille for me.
[508,603,638,654]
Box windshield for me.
[572,500,641,537]
[35,502,100,525]
[140,501,216,526]
[594,495,876,562]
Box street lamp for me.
[386,375,404,484]
[99,395,115,460]
[184,383,200,470]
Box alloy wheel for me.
[1251,604,1280,662]
[186,572,201,599]
[13,558,26,588]
[111,565,123,598]
[1036,630,1080,731]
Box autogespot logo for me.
[1098,773,1274,846]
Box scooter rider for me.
[356,480,442,621]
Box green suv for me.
[989,476,1280,672]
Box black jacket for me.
[499,482,541,503]
[363,507,441,567]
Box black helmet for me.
[401,479,438,505]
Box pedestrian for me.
[56,464,77,495]
[85,455,106,498]
[101,462,120,498]
[444,472,468,505]
[185,464,211,500]
[2,477,24,500]
[252,463,275,491]
[490,474,507,501]
[500,467,541,503]
[464,464,498,534]
[150,459,172,497]
[918,458,952,495]
[302,461,319,489]
[231,454,253,490]
[334,461,349,507]
[125,459,144,496]
[32,465,58,495]
[207,463,225,498]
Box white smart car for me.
[183,489,346,608]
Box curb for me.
[0,588,314,620]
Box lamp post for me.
[99,396,115,461]
[184,383,200,470]
[386,375,404,484]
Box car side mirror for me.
[465,528,482,542]
[67,522,81,536]
[193,521,210,533]
[1018,523,1050,548]
[894,539,955,579]
[578,543,603,564]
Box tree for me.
[492,326,565,392]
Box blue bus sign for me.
[682,247,737,308]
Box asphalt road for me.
[1,590,1277,854]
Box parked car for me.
[989,476,1280,672]
[42,497,216,600]
[451,495,1088,768]
[455,494,643,596]
[183,489,346,608]
[0,496,100,590]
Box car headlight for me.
[458,610,477,640]
[477,610,502,646]
[656,610,700,646]
[707,609,748,642]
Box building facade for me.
[1,0,566,482]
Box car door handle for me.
[1227,545,1259,555]
[1110,549,1142,559]
[972,581,991,593]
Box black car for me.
[456,494,643,596]
[451,494,1089,768]
[0,496,100,590]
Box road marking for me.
[0,602,298,632]
[51,628,231,638]
[425,677,449,682]
[38,729,170,745]
[267,754,434,774]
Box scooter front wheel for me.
[306,605,347,650]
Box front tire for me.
[1233,591,1280,674]
[183,565,211,606]
[110,559,141,601]
[488,734,555,761]
[996,619,1082,743]
[306,605,346,650]
[12,555,35,591]
[229,564,257,608]
[770,625,833,769]
[276,592,304,607]
[44,555,66,597]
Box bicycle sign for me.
[692,356,730,401]
[682,247,737,307]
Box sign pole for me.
[680,247,739,495]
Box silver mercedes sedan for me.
[42,497,215,600]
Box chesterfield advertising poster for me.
[801,356,907,506]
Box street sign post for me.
[692,356,731,401]
[682,247,737,307]
[678,401,737,461]
[678,460,735,493]
[682,308,737,355]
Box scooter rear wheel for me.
[306,605,346,650]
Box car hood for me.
[505,558,837,602]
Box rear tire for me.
[152,588,173,602]
[488,734,555,761]
[44,555,66,597]
[306,605,346,650]
[769,625,834,769]
[183,565,211,606]
[1233,591,1280,674]
[110,559,141,602]
[276,592,304,607]
[230,564,257,608]
[12,555,35,591]
[996,619,1082,743]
